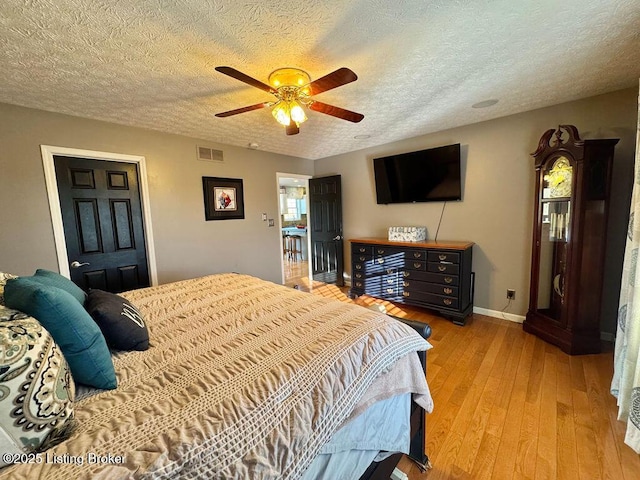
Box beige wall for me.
[313,88,638,334]
[1,89,636,333]
[0,103,313,284]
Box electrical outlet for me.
[507,289,516,300]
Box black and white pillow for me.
[85,289,149,351]
[0,272,17,305]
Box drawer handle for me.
[377,258,385,264]
[386,288,394,294]
[403,271,410,278]
[413,252,422,258]
[378,249,385,254]
[356,264,362,270]
[355,281,363,287]
[444,287,453,294]
[359,256,366,261]
[355,273,363,278]
[386,278,394,285]
[359,247,366,253]
[403,281,410,287]
[439,254,447,261]
[414,262,422,268]
[386,268,394,274]
[444,277,453,284]
[403,291,410,297]
[438,265,447,272]
[443,299,452,306]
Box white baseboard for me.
[473,306,525,323]
[391,468,408,480]
[473,307,616,343]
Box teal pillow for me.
[3,277,116,390]
[32,269,87,305]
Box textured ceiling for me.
[1,0,639,160]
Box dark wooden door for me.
[309,175,344,286]
[54,156,150,293]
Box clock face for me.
[546,156,572,198]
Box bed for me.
[0,273,432,479]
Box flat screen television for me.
[373,143,461,204]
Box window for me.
[283,197,300,221]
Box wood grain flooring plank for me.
[556,400,580,480]
[581,355,626,480]
[572,388,602,479]
[454,322,507,473]
[470,432,501,480]
[534,351,557,480]
[492,332,536,480]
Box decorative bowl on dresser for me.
[349,238,474,325]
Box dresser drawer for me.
[401,290,460,309]
[374,247,428,262]
[404,260,427,271]
[352,253,373,264]
[369,255,407,270]
[401,270,459,286]
[352,277,381,291]
[427,262,459,275]
[401,279,459,297]
[352,262,373,274]
[372,246,403,256]
[428,251,460,264]
[353,260,395,275]
[352,244,373,255]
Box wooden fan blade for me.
[309,101,364,123]
[285,123,300,135]
[306,68,357,96]
[215,66,275,94]
[215,102,270,117]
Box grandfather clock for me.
[523,125,618,355]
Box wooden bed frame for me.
[359,317,432,479]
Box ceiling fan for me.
[214,66,364,135]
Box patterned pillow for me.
[0,272,17,305]
[0,306,76,465]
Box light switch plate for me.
[268,219,275,227]
[261,213,267,221]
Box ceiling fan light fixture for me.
[215,66,363,135]
[268,68,310,89]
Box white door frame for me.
[41,145,158,285]
[276,172,312,285]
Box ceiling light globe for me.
[290,104,307,124]
[272,103,291,126]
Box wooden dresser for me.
[349,238,474,325]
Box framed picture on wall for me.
[203,177,245,220]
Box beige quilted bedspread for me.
[1,274,431,479]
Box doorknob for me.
[70,261,90,268]
[332,235,342,241]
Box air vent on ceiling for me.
[197,146,224,163]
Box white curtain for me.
[611,82,640,453]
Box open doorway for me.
[276,173,311,288]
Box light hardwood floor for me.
[295,278,640,480]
